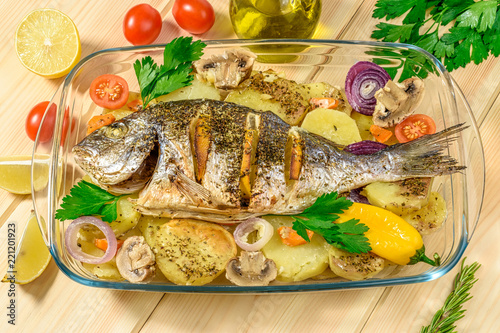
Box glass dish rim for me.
[46,39,476,293]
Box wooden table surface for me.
[0,1,499,332]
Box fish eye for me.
[105,122,128,139]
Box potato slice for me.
[350,111,374,141]
[109,196,141,237]
[301,108,362,145]
[137,215,169,248]
[328,245,385,281]
[156,77,221,102]
[361,178,432,215]
[153,219,237,286]
[225,72,310,126]
[401,192,447,235]
[261,216,329,282]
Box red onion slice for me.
[345,61,391,115]
[347,188,370,204]
[65,216,117,264]
[344,140,388,155]
[234,218,274,251]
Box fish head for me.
[72,112,157,185]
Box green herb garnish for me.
[371,0,500,76]
[54,180,124,223]
[290,192,371,254]
[421,258,481,333]
[133,36,206,107]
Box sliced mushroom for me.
[372,77,425,127]
[193,49,256,89]
[226,251,277,286]
[116,236,156,283]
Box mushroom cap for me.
[225,251,277,286]
[116,236,156,283]
[193,49,256,89]
[372,77,425,128]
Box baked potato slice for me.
[153,219,237,286]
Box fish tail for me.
[385,123,467,177]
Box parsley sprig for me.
[290,192,371,254]
[54,180,124,223]
[371,0,500,78]
[134,37,206,107]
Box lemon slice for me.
[15,9,81,79]
[2,213,51,284]
[0,155,50,194]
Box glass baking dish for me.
[31,39,484,293]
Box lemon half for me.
[15,8,81,79]
[2,213,51,284]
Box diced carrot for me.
[309,97,339,110]
[127,99,143,112]
[87,114,116,135]
[370,124,393,143]
[94,238,124,252]
[277,226,314,246]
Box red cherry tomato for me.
[26,101,57,142]
[172,0,215,34]
[26,102,72,144]
[395,114,437,143]
[89,74,129,110]
[123,4,163,45]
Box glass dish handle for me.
[451,77,485,242]
[31,86,63,248]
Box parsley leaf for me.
[55,180,124,223]
[289,192,371,254]
[371,0,500,78]
[134,37,206,107]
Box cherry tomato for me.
[26,101,57,142]
[123,4,163,45]
[395,114,436,143]
[89,74,129,110]
[26,102,73,144]
[172,0,215,35]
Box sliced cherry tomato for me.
[123,4,163,45]
[395,114,436,143]
[172,0,215,35]
[89,74,129,110]
[26,101,57,142]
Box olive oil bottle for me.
[230,0,321,39]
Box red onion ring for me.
[345,61,391,115]
[64,216,117,264]
[347,188,370,204]
[234,218,274,251]
[344,140,388,155]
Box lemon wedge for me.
[15,8,81,79]
[0,155,50,194]
[2,213,51,284]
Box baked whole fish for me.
[73,99,465,223]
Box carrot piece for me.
[370,124,393,143]
[87,114,115,135]
[127,99,143,112]
[309,97,339,110]
[277,226,314,246]
[94,238,124,252]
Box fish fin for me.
[385,123,467,177]
[166,165,218,206]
